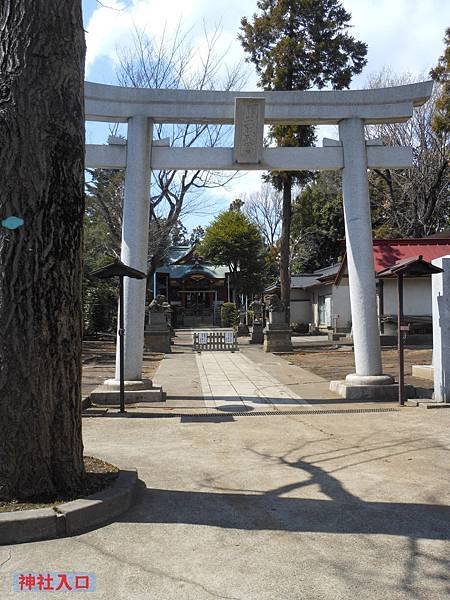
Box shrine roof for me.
[155,246,228,280]
[291,264,341,289]
[265,263,340,292]
[335,238,450,284]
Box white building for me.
[283,237,450,332]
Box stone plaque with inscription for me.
[233,98,265,164]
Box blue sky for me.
[82,0,450,230]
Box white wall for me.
[290,300,312,323]
[300,277,432,333]
[307,284,352,330]
[287,277,433,330]
[290,288,312,323]
[332,284,352,330]
[382,278,431,316]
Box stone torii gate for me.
[85,80,433,399]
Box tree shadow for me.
[114,435,450,594]
[124,483,450,540]
[122,439,450,541]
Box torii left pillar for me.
[105,115,153,388]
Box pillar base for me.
[91,378,164,405]
[144,329,171,353]
[330,373,414,402]
[345,373,394,386]
[103,378,154,390]
[263,327,293,352]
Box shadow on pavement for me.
[124,487,450,540]
[121,451,450,541]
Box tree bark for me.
[279,176,292,323]
[0,1,85,500]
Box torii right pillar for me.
[330,117,395,401]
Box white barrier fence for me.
[193,330,238,352]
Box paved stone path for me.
[196,351,309,412]
[83,332,400,417]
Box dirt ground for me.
[283,347,433,388]
[82,339,163,399]
[0,456,118,511]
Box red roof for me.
[335,238,450,284]
[373,239,450,271]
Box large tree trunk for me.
[0,1,85,500]
[279,176,292,323]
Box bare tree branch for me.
[367,69,449,237]
[243,183,283,247]
[113,22,248,274]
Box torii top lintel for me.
[85,80,433,125]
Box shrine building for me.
[153,246,230,326]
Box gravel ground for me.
[82,339,164,399]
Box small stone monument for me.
[263,294,293,352]
[237,306,249,336]
[144,294,171,353]
[249,297,264,344]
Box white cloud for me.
[85,0,248,81]
[344,0,448,85]
[84,0,450,219]
[85,0,191,76]
[85,0,449,84]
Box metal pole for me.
[119,275,126,414]
[397,274,405,406]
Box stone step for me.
[90,385,165,405]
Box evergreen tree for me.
[83,169,124,334]
[200,206,266,301]
[430,28,450,136]
[85,169,124,257]
[239,0,367,319]
[291,172,344,272]
[189,226,205,246]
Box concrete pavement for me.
[1,403,450,599]
[2,336,449,599]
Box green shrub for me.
[83,279,117,336]
[221,302,239,327]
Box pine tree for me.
[239,0,367,320]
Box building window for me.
[318,295,332,326]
